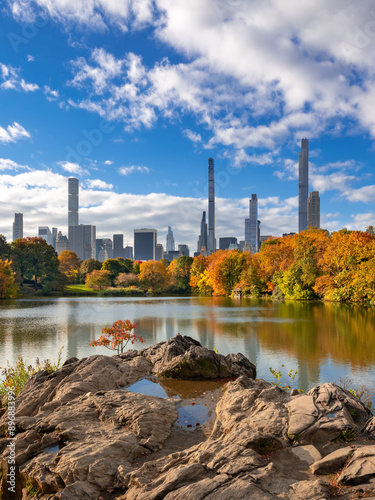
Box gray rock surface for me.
[0,335,375,500]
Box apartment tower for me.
[12,213,23,241]
[208,158,216,253]
[298,138,309,232]
[307,191,320,228]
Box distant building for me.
[38,226,54,246]
[113,234,124,258]
[245,194,259,253]
[208,158,216,253]
[134,229,157,261]
[70,225,96,260]
[259,235,272,247]
[96,238,112,261]
[52,227,58,250]
[68,177,79,248]
[55,231,69,254]
[164,250,181,262]
[298,138,309,232]
[166,226,175,252]
[197,211,208,253]
[178,244,189,257]
[12,213,23,241]
[307,191,320,228]
[219,237,238,251]
[124,246,133,259]
[156,244,164,261]
[283,232,296,237]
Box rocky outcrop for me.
[0,335,374,500]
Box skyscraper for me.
[70,225,96,260]
[307,191,320,228]
[166,226,175,252]
[113,234,124,258]
[68,177,79,249]
[208,158,216,253]
[12,213,23,241]
[134,229,157,261]
[197,211,208,252]
[298,138,309,232]
[38,226,54,246]
[249,194,259,253]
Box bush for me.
[115,272,140,287]
[85,269,112,290]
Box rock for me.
[1,336,375,500]
[310,446,354,475]
[289,479,331,499]
[337,445,375,485]
[142,334,256,379]
[291,445,322,465]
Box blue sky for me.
[1,0,375,252]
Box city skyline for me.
[1,2,375,251]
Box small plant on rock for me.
[89,320,144,355]
[269,365,299,392]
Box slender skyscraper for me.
[249,194,259,253]
[68,177,79,248]
[208,158,216,253]
[12,213,23,241]
[166,226,175,252]
[298,138,309,232]
[197,211,208,252]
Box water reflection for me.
[0,297,374,393]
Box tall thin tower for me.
[208,158,216,253]
[249,194,259,253]
[68,177,79,247]
[12,213,23,241]
[298,138,309,232]
[166,226,175,252]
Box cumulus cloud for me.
[0,122,31,144]
[104,160,113,165]
[0,158,30,171]
[0,63,39,92]
[119,165,150,175]
[184,129,202,143]
[86,179,113,190]
[58,161,87,176]
[44,85,60,101]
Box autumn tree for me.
[115,273,140,287]
[208,250,248,295]
[139,260,170,293]
[0,235,10,260]
[0,259,19,299]
[168,256,194,293]
[101,258,133,283]
[89,320,144,354]
[85,269,112,290]
[80,258,102,283]
[189,255,208,293]
[58,250,81,283]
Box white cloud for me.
[184,129,202,143]
[86,179,113,190]
[44,85,60,101]
[0,63,39,92]
[0,122,31,144]
[58,161,87,176]
[104,160,113,165]
[342,185,375,203]
[0,158,30,171]
[27,55,34,62]
[119,165,150,175]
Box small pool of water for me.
[123,378,179,399]
[124,377,228,399]
[176,404,209,430]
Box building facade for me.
[307,191,320,228]
[298,138,309,232]
[134,229,157,261]
[208,158,216,253]
[249,194,259,253]
[68,177,79,250]
[38,226,54,246]
[166,226,175,252]
[197,211,208,253]
[70,225,96,260]
[113,234,124,258]
[55,231,69,254]
[13,213,23,241]
[219,237,238,251]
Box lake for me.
[0,296,374,394]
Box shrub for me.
[89,320,144,354]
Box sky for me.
[1,0,375,253]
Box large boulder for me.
[141,334,256,379]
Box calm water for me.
[0,296,374,393]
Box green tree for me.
[80,258,102,283]
[0,235,10,260]
[10,237,59,289]
[101,258,133,283]
[169,256,194,292]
